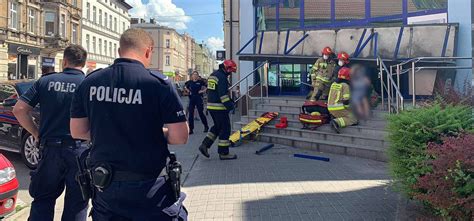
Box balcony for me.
[44,35,68,49]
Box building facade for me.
[0,0,45,80]
[225,0,471,97]
[41,0,82,74]
[131,19,196,81]
[195,43,215,77]
[81,0,132,72]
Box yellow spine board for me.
[230,112,278,143]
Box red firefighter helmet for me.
[337,52,350,64]
[222,60,237,73]
[321,47,333,56]
[338,67,351,80]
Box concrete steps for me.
[235,97,391,161]
[248,110,388,128]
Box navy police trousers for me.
[28,143,88,221]
[188,96,208,131]
[91,177,188,221]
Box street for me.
[3,98,406,220]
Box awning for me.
[237,23,457,63]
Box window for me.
[166,39,170,48]
[99,9,102,26]
[104,12,108,28]
[114,18,117,32]
[72,0,77,7]
[165,56,170,66]
[256,3,277,31]
[109,15,113,30]
[109,42,112,57]
[45,12,56,36]
[9,2,18,30]
[72,24,78,44]
[278,0,301,30]
[60,14,66,37]
[93,36,96,53]
[123,22,125,32]
[86,34,90,51]
[104,40,108,56]
[93,6,96,23]
[86,2,90,20]
[114,44,117,57]
[99,39,102,55]
[28,9,36,33]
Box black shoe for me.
[331,120,340,134]
[199,144,210,158]
[203,127,209,133]
[189,130,194,135]
[219,153,238,160]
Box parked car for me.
[0,80,40,169]
[0,153,18,218]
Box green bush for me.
[387,104,474,197]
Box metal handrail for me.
[395,56,472,67]
[229,61,268,91]
[228,61,269,125]
[378,56,404,113]
[389,56,472,108]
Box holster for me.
[75,148,93,201]
[167,152,182,201]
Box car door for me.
[0,84,21,149]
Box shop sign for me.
[163,72,175,77]
[8,43,41,55]
[41,57,55,67]
[216,50,225,60]
[86,61,97,69]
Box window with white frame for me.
[114,44,117,57]
[93,36,96,53]
[99,39,102,55]
[166,56,170,66]
[109,42,112,57]
[93,6,96,23]
[114,18,117,32]
[86,2,90,20]
[72,24,78,44]
[10,2,19,30]
[104,12,108,28]
[86,34,90,51]
[123,22,125,32]
[28,9,36,34]
[109,15,113,30]
[166,39,170,48]
[60,14,66,37]
[99,9,102,26]
[45,12,56,36]
[104,40,108,56]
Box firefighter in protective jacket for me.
[328,67,358,133]
[307,47,336,101]
[198,60,238,160]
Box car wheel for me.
[20,134,40,169]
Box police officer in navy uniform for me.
[70,28,189,220]
[198,60,238,160]
[13,45,88,221]
[184,71,209,134]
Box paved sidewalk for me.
[7,118,402,221]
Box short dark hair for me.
[119,28,154,52]
[63,45,87,67]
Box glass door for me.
[280,64,301,95]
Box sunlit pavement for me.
[3,97,408,220]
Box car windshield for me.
[16,81,35,95]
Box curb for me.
[5,202,30,221]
